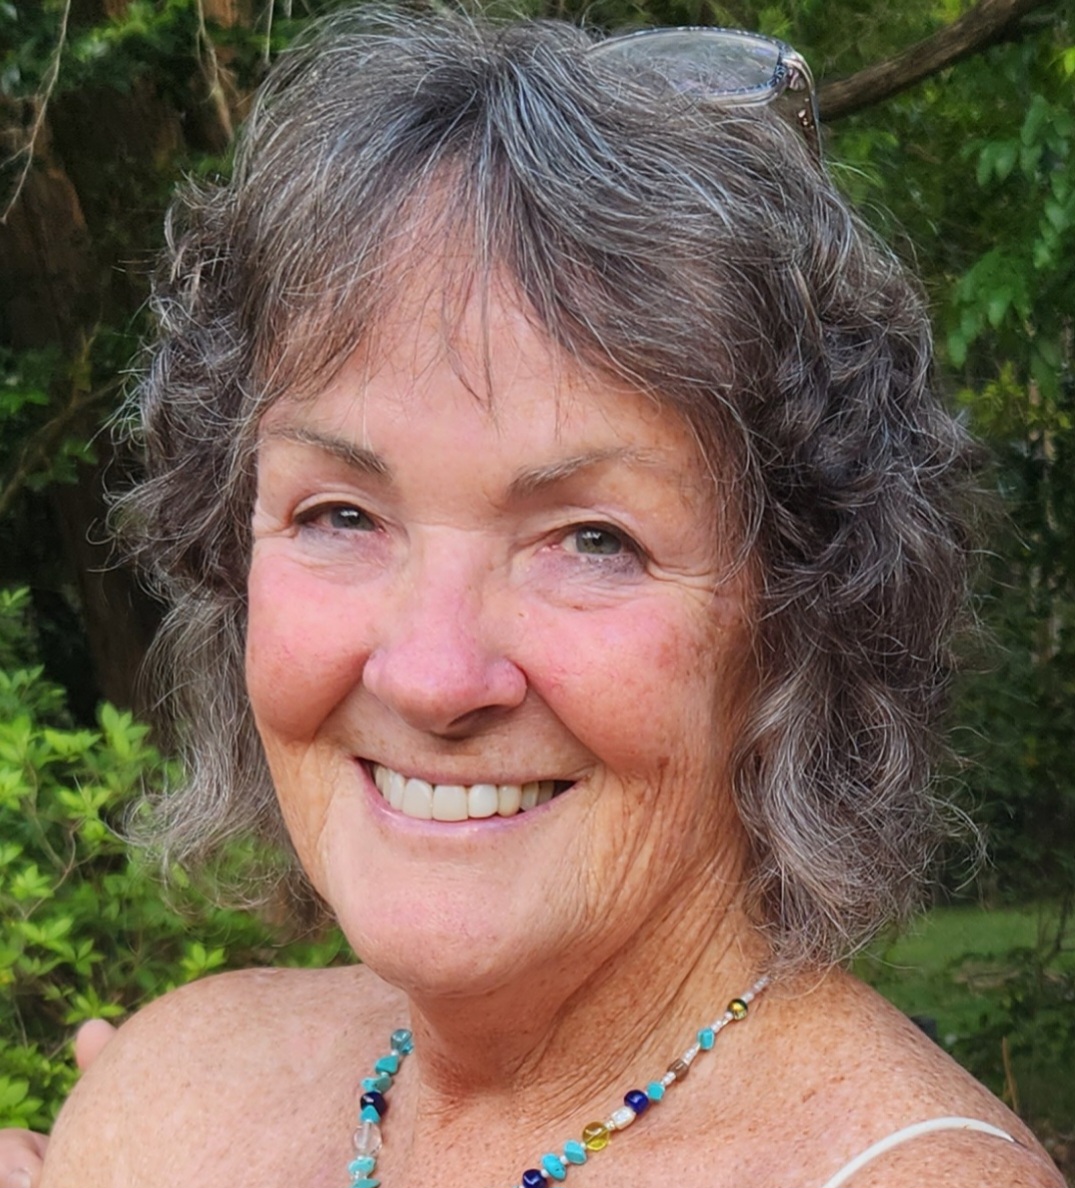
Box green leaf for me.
[1022,94,1051,147]
[0,1077,29,1111]
[1043,199,1071,234]
[986,289,1011,328]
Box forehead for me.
[265,267,701,480]
[268,249,685,444]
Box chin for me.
[344,912,551,1003]
[324,860,592,1006]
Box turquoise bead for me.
[351,1179,380,1188]
[698,1027,715,1050]
[374,1054,400,1075]
[349,1157,377,1176]
[360,1105,381,1124]
[390,1028,414,1054]
[646,1081,666,1101]
[542,1153,567,1181]
[362,1075,392,1093]
[563,1141,587,1165]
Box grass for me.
[860,903,1065,1034]
[856,902,1075,1172]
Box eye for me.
[565,523,636,558]
[296,503,377,532]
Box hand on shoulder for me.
[0,1019,116,1188]
[0,1130,47,1188]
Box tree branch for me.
[0,367,112,523]
[819,0,1056,121]
[0,0,72,224]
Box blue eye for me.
[297,503,377,532]
[327,505,375,531]
[570,524,629,556]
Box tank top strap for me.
[817,1116,1016,1188]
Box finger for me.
[0,1129,48,1188]
[74,1018,118,1071]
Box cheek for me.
[246,550,371,743]
[526,596,749,778]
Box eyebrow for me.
[260,425,390,479]
[262,429,671,500]
[507,448,670,499]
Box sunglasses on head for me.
[589,27,821,159]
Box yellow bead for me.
[728,998,748,1020]
[582,1122,610,1152]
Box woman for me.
[11,10,1066,1187]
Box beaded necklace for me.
[346,975,769,1188]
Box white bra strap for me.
[817,1116,1016,1188]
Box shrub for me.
[0,587,342,1129]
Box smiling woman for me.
[25,7,1067,1188]
[245,279,754,994]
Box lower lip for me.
[358,762,570,832]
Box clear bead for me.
[353,1119,383,1157]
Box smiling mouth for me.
[371,764,573,821]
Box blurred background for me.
[1,0,1072,1172]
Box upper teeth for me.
[372,766,558,821]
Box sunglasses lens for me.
[591,29,785,102]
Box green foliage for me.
[0,587,345,1130]
[796,1,1075,912]
[952,946,1075,1127]
[0,346,100,503]
[933,15,1075,910]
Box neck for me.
[393,879,767,1143]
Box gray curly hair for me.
[121,7,978,971]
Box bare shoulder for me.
[41,964,400,1188]
[815,1121,1067,1188]
[740,971,1066,1188]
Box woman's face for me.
[246,269,756,997]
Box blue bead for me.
[349,1156,377,1175]
[563,1141,587,1165]
[360,1105,381,1124]
[374,1054,400,1075]
[698,1027,715,1050]
[362,1075,392,1093]
[390,1028,414,1054]
[542,1154,567,1181]
[360,1090,387,1118]
[624,1088,649,1115]
[646,1081,665,1101]
[521,1169,547,1188]
[351,1179,380,1188]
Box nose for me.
[361,545,527,737]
